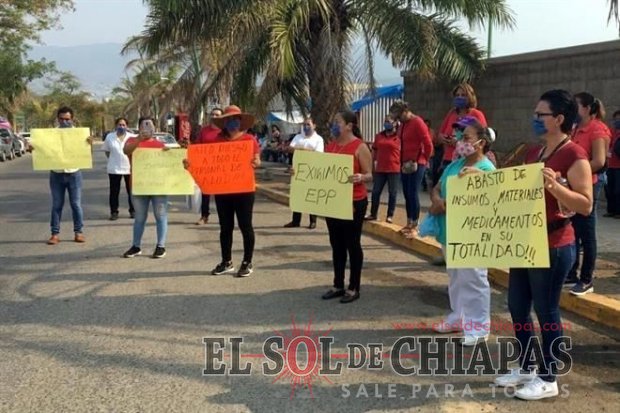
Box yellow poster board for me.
[446,163,550,268]
[132,148,194,195]
[290,151,354,220]
[31,128,92,170]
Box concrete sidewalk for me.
[258,162,620,329]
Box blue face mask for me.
[454,129,464,141]
[116,126,126,135]
[574,114,582,125]
[330,123,341,138]
[384,122,394,132]
[225,118,241,132]
[613,120,620,130]
[59,120,73,128]
[453,96,468,110]
[302,125,312,135]
[532,118,548,136]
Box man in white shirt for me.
[102,117,135,220]
[283,117,324,229]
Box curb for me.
[257,184,620,331]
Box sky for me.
[40,0,619,56]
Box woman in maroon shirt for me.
[365,115,400,223]
[494,90,592,401]
[321,110,373,303]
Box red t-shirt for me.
[197,124,221,144]
[211,132,260,155]
[609,130,620,169]
[372,131,400,173]
[326,138,367,201]
[525,141,588,248]
[572,118,611,183]
[438,108,487,161]
[399,116,433,166]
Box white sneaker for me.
[514,377,559,400]
[494,368,537,387]
[432,321,462,334]
[460,334,488,347]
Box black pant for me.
[215,193,255,263]
[325,198,368,292]
[108,174,134,215]
[201,194,211,218]
[606,168,620,215]
[291,212,316,225]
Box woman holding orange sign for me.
[184,105,261,277]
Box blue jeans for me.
[132,195,168,248]
[400,165,427,223]
[49,171,84,235]
[569,180,603,283]
[370,172,399,218]
[508,244,575,382]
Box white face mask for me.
[455,140,481,158]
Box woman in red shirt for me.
[438,83,487,170]
[494,90,592,401]
[365,115,400,223]
[605,110,620,217]
[566,93,611,295]
[321,110,372,303]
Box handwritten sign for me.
[132,148,194,195]
[187,140,255,194]
[446,163,549,268]
[290,151,353,220]
[31,128,92,170]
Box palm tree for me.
[609,0,620,34]
[139,0,514,135]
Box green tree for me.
[139,0,514,135]
[0,47,54,125]
[0,0,74,47]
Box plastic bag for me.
[186,183,202,213]
[418,214,439,239]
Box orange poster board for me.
[188,140,255,194]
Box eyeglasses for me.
[533,112,554,119]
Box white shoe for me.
[460,334,488,347]
[494,368,537,387]
[514,377,559,400]
[432,321,461,334]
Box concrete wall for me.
[403,40,620,152]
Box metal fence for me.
[357,96,401,143]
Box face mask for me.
[384,122,394,132]
[330,123,341,138]
[574,114,582,125]
[454,130,464,141]
[532,118,548,136]
[613,120,620,130]
[116,126,126,135]
[453,96,468,110]
[302,125,312,136]
[59,120,73,128]
[225,118,241,132]
[455,140,480,158]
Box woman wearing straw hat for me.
[184,105,261,277]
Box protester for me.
[566,92,611,295]
[283,117,324,229]
[194,107,223,225]
[262,124,281,162]
[438,83,487,172]
[321,110,372,303]
[365,115,400,223]
[29,106,91,245]
[424,118,443,189]
[184,105,261,277]
[388,100,433,238]
[494,89,592,400]
[429,117,496,347]
[102,117,134,220]
[122,117,169,259]
[605,110,620,218]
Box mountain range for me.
[28,43,402,100]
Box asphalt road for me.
[0,151,618,412]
